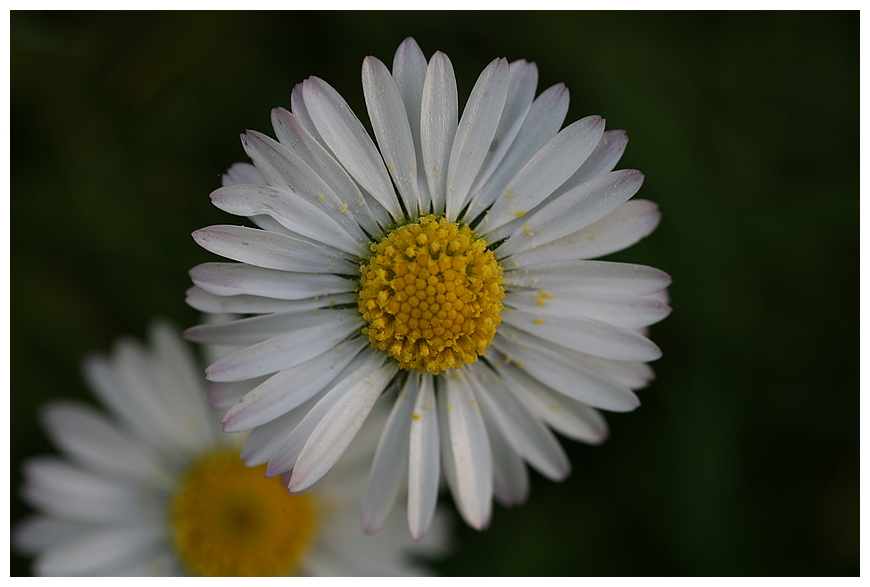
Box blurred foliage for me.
[10,10,858,576]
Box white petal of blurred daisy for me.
[13,321,448,576]
[185,37,671,539]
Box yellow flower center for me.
[359,215,505,374]
[169,448,318,576]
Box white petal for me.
[269,105,335,172]
[185,307,359,346]
[240,394,320,466]
[467,59,538,198]
[436,383,460,515]
[83,354,161,449]
[112,338,204,452]
[445,57,510,221]
[203,313,362,382]
[271,106,384,236]
[189,262,355,300]
[35,526,163,577]
[376,499,450,558]
[192,225,357,275]
[303,76,402,219]
[205,377,263,410]
[421,51,458,214]
[497,361,609,444]
[501,308,662,362]
[191,219,328,262]
[21,458,157,524]
[557,348,657,390]
[241,130,372,242]
[323,517,438,576]
[509,323,657,389]
[290,82,322,143]
[442,370,493,530]
[504,199,661,265]
[329,397,389,477]
[502,259,672,297]
[108,550,178,577]
[467,362,570,481]
[506,286,671,330]
[551,129,630,198]
[301,547,360,577]
[40,402,168,484]
[363,55,421,215]
[210,183,367,255]
[492,324,640,412]
[265,349,383,477]
[148,320,218,448]
[222,161,266,186]
[480,115,606,236]
[494,169,645,256]
[92,323,215,455]
[305,538,428,577]
[288,357,397,492]
[186,285,355,316]
[481,402,529,507]
[361,374,418,535]
[646,287,670,304]
[462,83,570,222]
[13,516,88,555]
[392,37,431,212]
[407,373,440,541]
[221,337,367,432]
[247,211,307,239]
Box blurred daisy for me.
[185,37,671,539]
[13,321,447,576]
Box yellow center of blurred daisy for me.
[359,215,505,373]
[169,448,317,577]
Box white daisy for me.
[13,321,448,576]
[184,37,671,539]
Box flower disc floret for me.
[359,215,505,374]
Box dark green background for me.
[11,11,858,576]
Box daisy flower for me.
[185,37,671,539]
[13,321,448,576]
